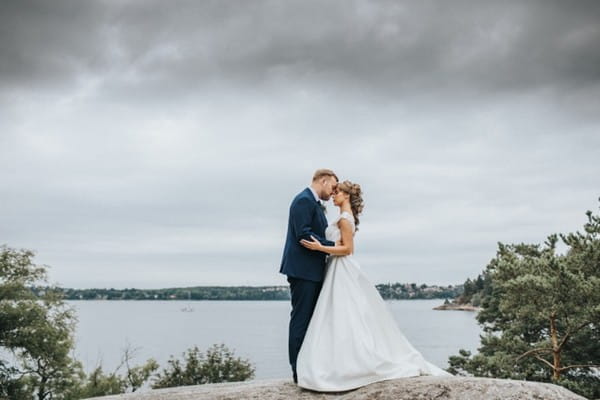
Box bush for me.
[152,344,255,388]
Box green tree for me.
[152,344,255,388]
[1,245,256,399]
[0,245,82,400]
[448,202,600,399]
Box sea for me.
[69,299,481,381]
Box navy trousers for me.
[287,276,322,376]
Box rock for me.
[85,376,587,400]
[433,303,481,311]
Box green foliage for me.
[448,201,600,399]
[152,344,255,388]
[69,365,127,398]
[63,356,160,399]
[375,282,461,299]
[455,271,491,305]
[2,245,255,399]
[0,245,82,400]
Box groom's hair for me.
[312,169,338,182]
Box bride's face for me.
[332,189,349,207]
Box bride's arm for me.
[300,219,354,256]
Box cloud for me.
[1,0,599,288]
[3,1,600,98]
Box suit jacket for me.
[279,187,335,282]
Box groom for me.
[279,168,338,383]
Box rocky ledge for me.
[433,303,481,311]
[86,376,587,400]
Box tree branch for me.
[559,364,600,372]
[556,320,592,352]
[571,320,592,336]
[533,355,556,371]
[516,347,552,361]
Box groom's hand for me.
[300,236,323,251]
[335,240,342,246]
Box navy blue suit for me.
[279,187,334,380]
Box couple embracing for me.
[279,169,451,392]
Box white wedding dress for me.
[296,211,452,392]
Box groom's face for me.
[321,177,338,201]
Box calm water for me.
[69,299,481,381]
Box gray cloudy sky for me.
[1,0,599,289]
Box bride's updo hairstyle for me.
[337,180,364,231]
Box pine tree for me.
[448,201,600,399]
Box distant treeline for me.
[376,282,462,300]
[29,283,463,301]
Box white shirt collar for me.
[308,186,320,203]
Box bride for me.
[297,180,452,392]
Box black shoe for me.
[293,371,298,384]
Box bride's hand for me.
[300,236,323,251]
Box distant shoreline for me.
[30,283,464,302]
[62,298,451,301]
